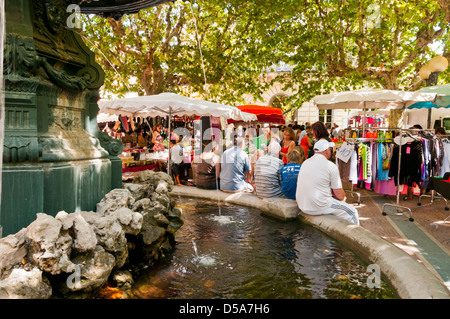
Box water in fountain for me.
[191,239,199,258]
[0,0,6,238]
[130,199,396,299]
[191,239,216,267]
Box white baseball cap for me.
[313,139,335,152]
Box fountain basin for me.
[171,185,450,299]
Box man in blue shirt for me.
[217,136,253,192]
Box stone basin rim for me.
[170,185,450,299]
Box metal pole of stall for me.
[362,101,366,137]
[153,106,186,179]
[0,0,5,238]
[381,127,414,221]
[168,106,172,177]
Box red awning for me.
[229,105,285,124]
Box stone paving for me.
[344,183,450,289]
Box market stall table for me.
[424,173,450,213]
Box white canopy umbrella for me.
[97,92,257,122]
[96,113,118,123]
[311,88,437,131]
[312,88,437,110]
[97,92,257,176]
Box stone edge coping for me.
[170,185,450,299]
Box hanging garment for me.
[389,139,423,186]
[374,179,397,196]
[120,115,130,132]
[365,142,373,190]
[440,138,450,176]
[421,137,430,188]
[382,143,392,170]
[366,142,377,190]
[377,143,390,181]
[337,157,351,182]
[349,148,358,185]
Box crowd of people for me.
[167,120,360,225]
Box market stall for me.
[312,87,437,133]
[98,92,257,177]
[406,84,450,130]
[229,104,285,124]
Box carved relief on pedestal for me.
[3,33,40,79]
[48,106,82,131]
[30,0,104,91]
[39,103,108,162]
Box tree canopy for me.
[80,0,449,108]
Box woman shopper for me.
[194,141,220,190]
[152,124,165,152]
[299,126,314,158]
[280,127,296,164]
[310,121,333,159]
[152,124,166,172]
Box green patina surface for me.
[1,0,123,236]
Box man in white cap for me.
[295,139,359,225]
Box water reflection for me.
[130,199,395,299]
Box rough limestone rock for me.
[151,192,171,209]
[26,214,74,275]
[123,183,150,201]
[0,172,183,299]
[141,225,166,246]
[132,170,174,193]
[55,211,98,253]
[0,229,27,273]
[0,268,52,299]
[79,211,128,269]
[166,207,184,236]
[111,270,134,290]
[96,188,135,215]
[53,246,116,298]
[155,181,170,194]
[107,207,143,236]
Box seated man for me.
[217,136,253,193]
[254,142,285,198]
[296,139,359,225]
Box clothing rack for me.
[380,127,438,222]
[341,137,394,205]
[416,134,450,213]
[344,127,448,221]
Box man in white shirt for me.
[170,138,185,185]
[296,139,359,225]
[331,123,343,139]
